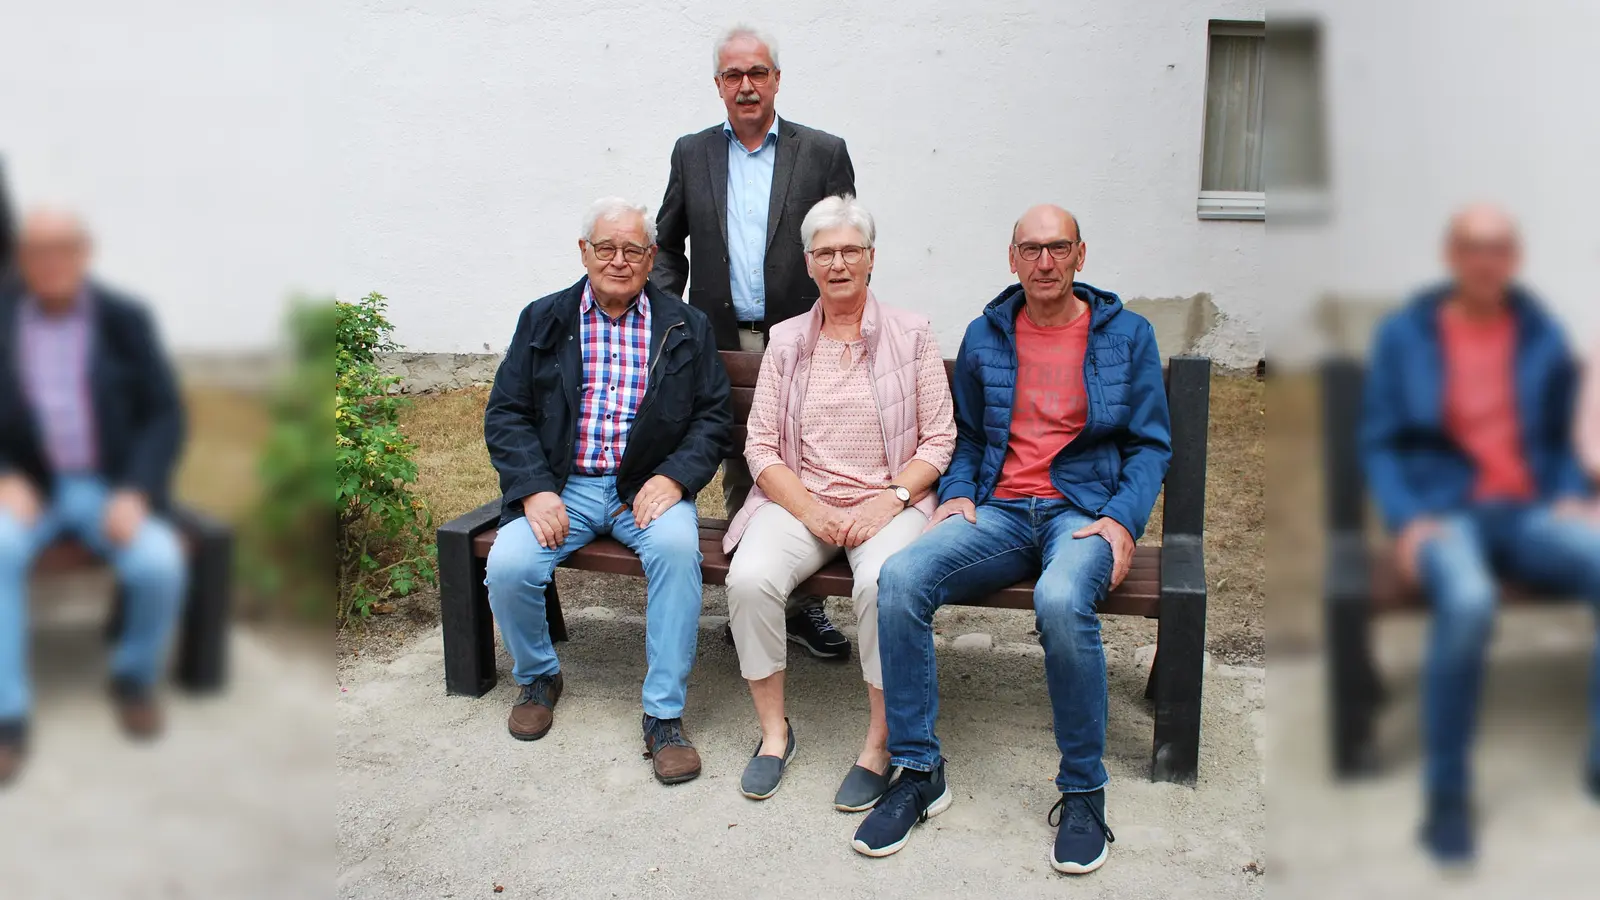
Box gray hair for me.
[800,194,875,251]
[712,25,780,74]
[581,197,655,244]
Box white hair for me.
[712,25,780,74]
[800,194,875,251]
[580,197,655,244]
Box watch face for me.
[894,486,911,502]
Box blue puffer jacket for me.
[1359,283,1590,532]
[938,282,1173,540]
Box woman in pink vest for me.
[723,194,956,808]
[1580,334,1600,489]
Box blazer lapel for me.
[706,133,730,248]
[766,120,801,252]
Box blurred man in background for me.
[0,161,15,282]
[1359,205,1600,864]
[652,24,857,660]
[0,209,187,785]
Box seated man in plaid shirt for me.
[483,197,732,785]
[0,209,187,786]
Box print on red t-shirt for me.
[994,305,1092,499]
[1438,303,1534,501]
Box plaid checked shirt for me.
[573,282,651,474]
[17,292,98,474]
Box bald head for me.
[1443,203,1520,313]
[16,208,92,309]
[1012,204,1082,244]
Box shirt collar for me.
[21,287,92,322]
[722,114,781,150]
[580,280,649,318]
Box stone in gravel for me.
[951,633,994,652]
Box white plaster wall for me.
[1270,0,1600,362]
[335,0,1267,365]
[3,0,1268,364]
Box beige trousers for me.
[725,502,928,688]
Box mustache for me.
[735,91,761,104]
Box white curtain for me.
[1203,34,1266,192]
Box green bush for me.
[243,298,337,621]
[335,292,436,624]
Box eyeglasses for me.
[808,245,868,266]
[718,66,774,90]
[1013,240,1081,261]
[587,242,652,264]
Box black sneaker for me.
[0,719,26,787]
[1049,790,1115,874]
[851,760,951,857]
[1418,793,1475,865]
[787,604,851,660]
[1587,765,1600,802]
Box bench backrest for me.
[717,349,1212,539]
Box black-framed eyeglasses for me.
[1013,240,1080,261]
[808,245,868,266]
[587,241,652,264]
[718,66,774,89]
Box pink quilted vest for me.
[724,291,942,551]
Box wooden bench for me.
[439,351,1212,783]
[32,505,232,692]
[1320,358,1573,776]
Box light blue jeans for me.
[485,475,704,719]
[877,498,1116,793]
[1418,502,1600,797]
[0,475,188,723]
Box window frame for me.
[1197,20,1266,222]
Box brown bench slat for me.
[1370,545,1545,611]
[471,521,1161,617]
[720,350,764,387]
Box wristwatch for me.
[888,484,912,507]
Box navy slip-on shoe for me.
[834,764,895,812]
[740,719,796,800]
[1418,793,1476,866]
[851,761,950,857]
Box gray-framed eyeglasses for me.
[808,245,868,266]
[718,66,774,89]
[588,241,652,264]
[1013,240,1081,261]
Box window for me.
[1199,21,1265,220]
[1265,19,1331,222]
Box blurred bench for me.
[440,350,1212,783]
[1320,358,1569,776]
[34,505,232,692]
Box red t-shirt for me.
[1439,303,1534,501]
[994,305,1091,499]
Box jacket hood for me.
[983,281,1124,333]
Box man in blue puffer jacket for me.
[851,205,1171,874]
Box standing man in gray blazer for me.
[652,24,856,660]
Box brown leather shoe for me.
[112,680,163,740]
[508,674,563,741]
[0,722,25,787]
[642,714,701,784]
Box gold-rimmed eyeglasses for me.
[587,241,653,264]
[808,245,868,266]
[718,66,774,90]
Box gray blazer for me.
[651,118,855,350]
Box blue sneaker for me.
[1418,793,1475,865]
[1049,790,1115,874]
[850,761,951,857]
[1586,766,1599,803]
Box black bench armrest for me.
[438,499,504,696]
[1163,356,1211,540]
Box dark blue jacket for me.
[1359,283,1590,532]
[939,282,1173,540]
[0,281,185,509]
[484,277,733,526]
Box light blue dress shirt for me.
[724,116,780,323]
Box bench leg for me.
[174,524,232,692]
[1150,601,1205,784]
[439,537,497,697]
[1328,594,1383,776]
[1144,650,1158,701]
[547,577,569,644]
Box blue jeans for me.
[876,498,1115,792]
[485,475,704,719]
[1418,502,1600,797]
[0,475,188,722]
